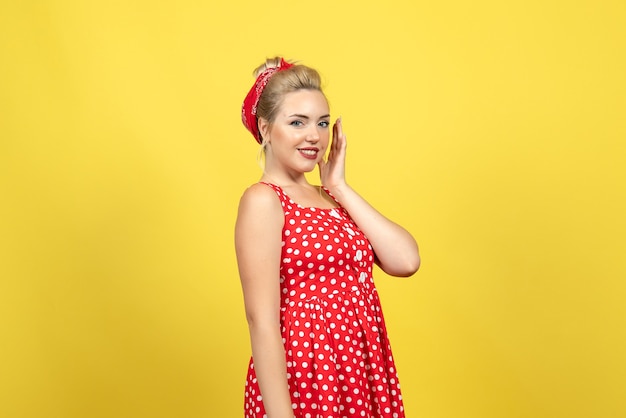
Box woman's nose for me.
[306,128,320,142]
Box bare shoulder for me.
[237,183,283,220]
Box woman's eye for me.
[319,121,330,128]
[290,120,303,126]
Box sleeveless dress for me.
[244,182,405,418]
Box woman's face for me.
[261,89,330,175]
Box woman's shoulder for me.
[238,182,282,214]
[235,183,285,237]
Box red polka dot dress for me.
[244,183,405,418]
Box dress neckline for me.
[260,182,342,211]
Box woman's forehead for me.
[279,90,329,116]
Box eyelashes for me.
[289,120,330,128]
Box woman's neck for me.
[261,170,313,188]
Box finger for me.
[332,121,342,153]
[336,117,346,148]
[318,160,326,177]
[326,147,335,165]
[332,129,341,155]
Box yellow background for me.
[1,1,625,417]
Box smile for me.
[297,148,319,159]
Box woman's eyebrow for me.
[288,114,331,119]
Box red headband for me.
[241,58,294,143]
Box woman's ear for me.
[258,118,270,142]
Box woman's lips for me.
[298,148,319,160]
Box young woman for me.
[236,57,420,418]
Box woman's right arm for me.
[235,183,294,418]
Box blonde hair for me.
[253,57,325,142]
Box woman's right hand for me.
[319,117,348,193]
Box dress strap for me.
[258,182,290,203]
[321,186,343,208]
